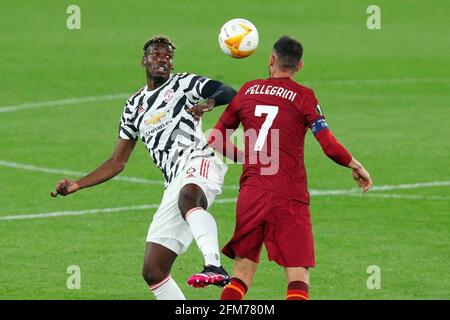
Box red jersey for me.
[215,77,328,204]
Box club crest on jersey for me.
[163,89,174,103]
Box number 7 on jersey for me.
[254,105,279,151]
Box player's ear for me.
[269,53,275,66]
[141,55,146,67]
[296,60,304,72]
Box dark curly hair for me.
[143,35,176,57]
[273,35,303,70]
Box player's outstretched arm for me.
[50,138,137,197]
[187,81,237,120]
[314,129,372,192]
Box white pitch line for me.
[2,186,450,221]
[0,159,237,189]
[311,181,450,196]
[344,193,450,201]
[0,160,163,185]
[2,189,450,221]
[2,160,450,193]
[304,77,449,86]
[368,181,450,192]
[0,93,129,113]
[0,204,160,221]
[1,78,448,113]
[0,198,238,221]
[309,180,450,196]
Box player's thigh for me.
[180,155,227,208]
[264,200,315,267]
[234,185,268,229]
[222,186,267,262]
[146,176,193,255]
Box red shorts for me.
[222,185,315,267]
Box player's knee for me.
[178,184,207,219]
[142,265,167,286]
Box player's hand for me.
[348,158,372,192]
[50,178,80,197]
[186,98,215,121]
[352,166,372,192]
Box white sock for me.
[185,207,221,267]
[149,275,185,300]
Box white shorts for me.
[146,155,228,255]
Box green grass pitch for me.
[0,0,449,299]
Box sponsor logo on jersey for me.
[144,119,173,136]
[146,112,167,125]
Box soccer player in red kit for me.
[207,36,372,300]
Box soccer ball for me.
[218,18,259,58]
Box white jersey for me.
[119,73,215,186]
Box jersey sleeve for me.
[300,89,329,137]
[184,74,212,102]
[216,93,241,129]
[118,100,139,140]
[300,89,352,166]
[209,94,243,162]
[315,129,353,167]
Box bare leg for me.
[284,267,309,285]
[232,256,258,288]
[142,242,185,300]
[220,256,258,300]
[284,267,310,300]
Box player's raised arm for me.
[50,138,136,197]
[187,80,237,120]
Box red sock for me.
[220,277,248,300]
[286,281,309,300]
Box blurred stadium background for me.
[0,0,449,299]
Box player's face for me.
[144,43,174,81]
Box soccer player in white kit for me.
[51,35,236,299]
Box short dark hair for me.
[143,35,176,56]
[272,36,303,70]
